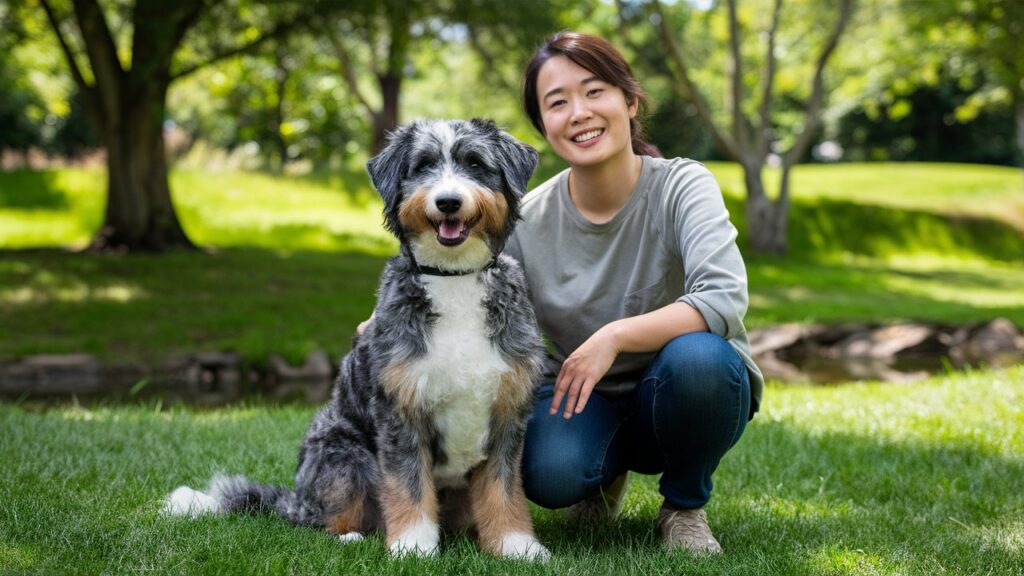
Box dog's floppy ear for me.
[366,124,414,236]
[366,124,413,210]
[475,119,538,198]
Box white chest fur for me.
[410,274,510,487]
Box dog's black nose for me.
[435,194,462,214]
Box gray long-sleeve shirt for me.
[505,156,763,414]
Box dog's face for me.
[367,119,539,272]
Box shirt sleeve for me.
[666,161,749,340]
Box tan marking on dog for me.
[324,498,365,535]
[468,462,534,556]
[468,187,509,238]
[398,188,435,235]
[494,361,538,422]
[380,465,438,547]
[382,362,420,419]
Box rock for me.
[268,349,333,381]
[749,323,805,356]
[949,317,1024,363]
[832,323,936,359]
[0,354,103,394]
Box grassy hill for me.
[0,162,1021,362]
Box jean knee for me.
[521,441,599,509]
[648,333,745,404]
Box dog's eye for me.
[411,158,434,174]
[465,155,488,172]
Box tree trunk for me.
[1015,86,1024,171]
[372,72,401,153]
[743,163,788,254]
[91,84,193,252]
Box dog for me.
[163,119,549,560]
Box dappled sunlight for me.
[760,367,1024,458]
[0,542,41,570]
[879,270,1024,309]
[807,545,891,575]
[1,280,146,306]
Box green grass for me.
[0,162,1021,363]
[1,366,1021,575]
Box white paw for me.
[389,513,440,557]
[162,486,222,518]
[499,532,551,562]
[337,532,365,544]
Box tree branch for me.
[39,0,91,94]
[169,11,314,81]
[725,0,751,152]
[757,0,783,159]
[613,0,669,76]
[647,0,741,161]
[323,26,378,119]
[782,0,855,168]
[71,0,124,108]
[466,22,514,93]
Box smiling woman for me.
[505,31,763,555]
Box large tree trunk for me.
[92,84,193,252]
[1015,86,1024,171]
[372,72,401,153]
[743,163,788,254]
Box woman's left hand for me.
[550,326,620,419]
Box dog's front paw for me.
[389,516,440,557]
[499,532,551,562]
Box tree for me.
[319,0,419,154]
[619,0,855,254]
[902,0,1024,169]
[34,0,315,251]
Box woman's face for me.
[536,55,638,168]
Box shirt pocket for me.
[623,276,670,318]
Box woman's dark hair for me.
[523,31,659,158]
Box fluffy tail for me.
[162,474,321,526]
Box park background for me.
[1,0,1022,574]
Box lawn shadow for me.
[746,257,1024,326]
[0,169,69,209]
[0,247,390,363]
[724,195,1024,263]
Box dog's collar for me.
[416,260,495,277]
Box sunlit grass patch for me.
[1,367,1021,575]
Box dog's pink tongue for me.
[439,220,465,240]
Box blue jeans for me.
[521,332,751,510]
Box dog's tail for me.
[162,474,321,526]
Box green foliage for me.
[1,367,1022,574]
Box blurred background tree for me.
[1,0,1019,255]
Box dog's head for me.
[366,119,539,273]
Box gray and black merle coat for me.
[164,119,549,560]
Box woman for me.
[504,31,763,554]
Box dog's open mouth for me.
[434,218,472,247]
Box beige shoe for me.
[564,473,630,525]
[656,504,723,555]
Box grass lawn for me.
[1,162,1022,363]
[1,366,1021,575]
[0,161,1021,573]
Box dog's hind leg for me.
[295,426,382,542]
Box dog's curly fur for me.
[163,119,549,560]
